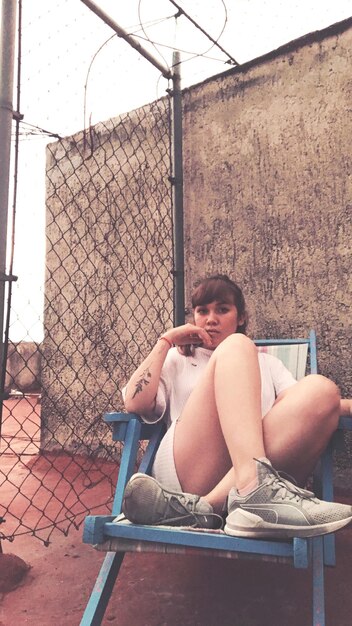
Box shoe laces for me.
[161,493,224,529]
[255,458,319,504]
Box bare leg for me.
[204,375,340,510]
[173,335,340,513]
[174,334,264,497]
[262,374,340,483]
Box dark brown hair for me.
[191,274,248,334]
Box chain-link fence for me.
[1,100,173,545]
[0,1,175,545]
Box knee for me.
[305,374,341,418]
[215,333,257,357]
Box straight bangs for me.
[192,278,237,308]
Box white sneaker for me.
[225,458,352,538]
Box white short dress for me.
[125,346,297,492]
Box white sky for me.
[6,0,352,340]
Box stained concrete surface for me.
[1,522,352,626]
[1,398,352,625]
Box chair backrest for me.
[255,332,317,380]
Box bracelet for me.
[159,336,173,349]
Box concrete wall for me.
[183,18,352,396]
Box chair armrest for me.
[103,412,166,515]
[104,412,140,442]
[104,411,142,423]
[338,415,352,430]
[104,411,161,441]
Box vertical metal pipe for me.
[171,51,185,326]
[0,0,17,397]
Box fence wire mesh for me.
[0,1,174,545]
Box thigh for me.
[151,421,182,491]
[173,335,262,494]
[173,358,232,495]
[263,374,340,482]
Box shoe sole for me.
[224,510,352,538]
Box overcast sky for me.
[17,0,352,134]
[6,0,352,340]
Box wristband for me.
[159,336,173,349]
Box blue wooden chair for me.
[80,330,351,626]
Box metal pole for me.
[0,0,17,400]
[171,51,185,326]
[80,0,172,80]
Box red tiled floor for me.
[1,399,352,625]
[0,398,116,541]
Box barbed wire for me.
[138,0,172,73]
[130,31,233,65]
[168,0,238,65]
[12,120,62,139]
[133,0,236,69]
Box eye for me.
[218,306,230,314]
[196,307,207,315]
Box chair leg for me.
[313,441,336,567]
[322,533,336,567]
[80,551,125,626]
[312,536,325,626]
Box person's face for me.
[193,300,243,349]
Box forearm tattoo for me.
[132,367,152,398]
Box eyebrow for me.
[196,300,233,307]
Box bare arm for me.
[340,399,352,415]
[124,339,169,417]
[124,323,212,418]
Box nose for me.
[206,311,218,325]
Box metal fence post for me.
[0,0,17,408]
[171,51,185,326]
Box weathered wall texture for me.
[183,19,352,396]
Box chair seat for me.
[87,514,310,568]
